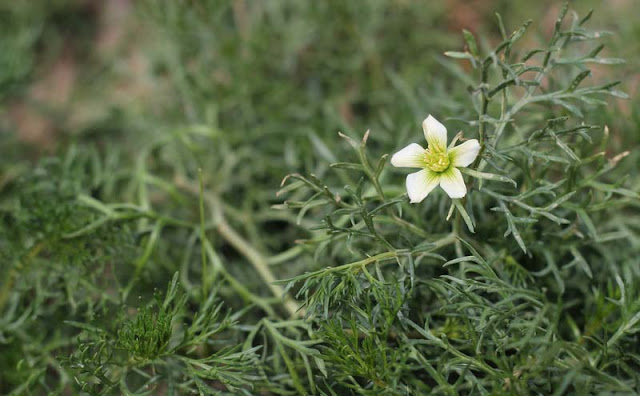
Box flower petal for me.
[422,115,447,153]
[391,143,425,168]
[406,169,441,203]
[439,167,467,198]
[449,139,480,168]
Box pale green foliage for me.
[0,1,638,395]
[278,3,640,394]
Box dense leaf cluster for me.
[0,1,638,395]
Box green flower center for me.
[424,149,450,172]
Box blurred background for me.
[0,0,636,158]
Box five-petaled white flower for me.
[391,115,480,203]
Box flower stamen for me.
[424,149,450,173]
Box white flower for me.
[391,115,480,203]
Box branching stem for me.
[285,233,457,284]
[177,177,302,318]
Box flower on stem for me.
[391,115,480,203]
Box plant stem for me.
[201,237,277,316]
[289,233,457,283]
[198,169,209,297]
[215,213,301,317]
[471,62,491,171]
[176,177,302,318]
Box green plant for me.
[278,3,639,394]
[0,1,638,395]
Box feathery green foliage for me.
[0,1,638,395]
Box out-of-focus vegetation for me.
[0,0,638,394]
